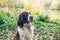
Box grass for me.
[0,9,60,40]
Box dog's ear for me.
[17,12,28,28]
[17,11,29,28]
[17,14,24,28]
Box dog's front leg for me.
[13,32,20,40]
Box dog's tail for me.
[13,31,20,40]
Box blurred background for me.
[0,0,60,40]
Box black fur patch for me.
[17,11,29,28]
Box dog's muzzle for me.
[28,14,33,22]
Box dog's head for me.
[17,11,33,28]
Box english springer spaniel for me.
[13,11,34,40]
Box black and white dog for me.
[13,11,34,40]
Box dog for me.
[13,11,34,40]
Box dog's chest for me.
[17,26,33,40]
[23,26,32,33]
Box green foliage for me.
[33,14,60,40]
[0,10,18,31]
[33,14,60,32]
[0,10,60,40]
[38,14,49,22]
[52,19,60,25]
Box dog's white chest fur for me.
[17,26,33,40]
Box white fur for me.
[17,26,34,40]
[28,14,32,21]
[17,27,25,40]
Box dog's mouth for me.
[27,16,33,24]
[30,16,33,22]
